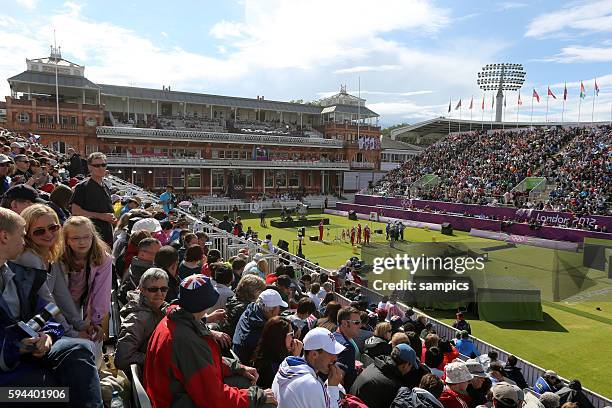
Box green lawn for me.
[218,210,612,396]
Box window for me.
[275,170,287,188]
[85,145,98,155]
[170,169,184,188]
[187,169,201,188]
[17,112,29,123]
[212,150,219,159]
[52,141,66,154]
[243,170,253,188]
[154,169,170,188]
[308,171,314,187]
[38,114,46,124]
[233,151,239,159]
[212,169,225,188]
[241,150,249,160]
[265,171,274,188]
[289,171,300,187]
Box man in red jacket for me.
[144,274,277,407]
[439,360,473,408]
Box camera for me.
[17,303,61,339]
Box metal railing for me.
[97,126,344,148]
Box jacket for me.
[253,355,283,389]
[439,386,471,408]
[391,387,444,408]
[232,302,267,363]
[0,262,64,385]
[272,356,341,408]
[503,364,528,390]
[454,339,480,358]
[363,335,392,359]
[144,306,267,408]
[13,250,86,337]
[114,290,167,372]
[333,331,358,391]
[60,254,113,326]
[350,356,410,408]
[221,296,249,337]
[118,257,153,306]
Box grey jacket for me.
[13,250,87,337]
[114,290,167,371]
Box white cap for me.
[132,218,162,233]
[303,327,346,355]
[445,361,474,384]
[258,289,288,308]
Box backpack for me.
[391,387,443,408]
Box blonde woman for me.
[61,216,112,342]
[364,321,392,358]
[14,204,89,338]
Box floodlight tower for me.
[477,63,525,122]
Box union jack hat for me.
[178,274,219,313]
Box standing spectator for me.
[452,312,472,335]
[144,274,276,408]
[114,268,169,372]
[232,288,287,363]
[159,185,174,214]
[60,216,113,346]
[66,147,84,177]
[318,220,324,241]
[333,306,361,391]
[439,361,473,408]
[252,316,303,388]
[272,327,345,408]
[70,152,116,246]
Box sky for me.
[1,0,612,127]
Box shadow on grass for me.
[423,310,568,333]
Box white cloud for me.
[498,2,527,11]
[209,20,246,40]
[526,0,612,38]
[333,65,402,74]
[545,46,612,63]
[16,0,37,10]
[160,31,168,37]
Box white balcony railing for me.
[96,126,344,148]
[350,161,375,169]
[105,154,350,170]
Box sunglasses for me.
[347,320,361,325]
[286,331,295,338]
[32,224,61,237]
[145,286,169,293]
[89,163,107,168]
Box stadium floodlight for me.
[477,63,526,122]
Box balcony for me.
[106,154,351,170]
[97,126,344,148]
[350,161,375,169]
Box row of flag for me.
[448,79,601,112]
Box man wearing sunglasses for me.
[333,306,362,391]
[0,154,12,195]
[115,268,169,372]
[11,154,31,179]
[70,152,116,246]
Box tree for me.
[381,122,410,138]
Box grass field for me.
[217,210,612,396]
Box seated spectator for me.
[118,237,161,305]
[488,361,516,385]
[60,216,113,346]
[115,268,169,371]
[272,327,345,408]
[307,282,322,309]
[556,380,594,408]
[452,312,471,335]
[390,332,410,347]
[221,274,266,337]
[540,392,561,408]
[424,347,445,378]
[364,321,393,359]
[534,370,563,394]
[422,333,440,363]
[232,288,287,363]
[48,183,72,224]
[465,358,492,407]
[144,274,276,407]
[153,245,180,303]
[1,184,42,214]
[252,316,303,388]
[201,248,221,277]
[353,311,375,353]
[503,355,528,390]
[392,374,445,408]
[267,274,292,303]
[492,383,522,408]
[439,361,473,408]
[455,330,480,358]
[178,244,204,280]
[351,344,424,408]
[287,297,318,340]
[231,257,247,286]
[316,301,341,332]
[206,263,235,313]
[333,306,361,390]
[438,338,460,367]
[0,207,103,407]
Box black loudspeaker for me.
[277,240,289,251]
[309,236,319,241]
[375,229,383,234]
[441,223,453,236]
[348,211,358,221]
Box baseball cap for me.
[3,184,46,204]
[395,344,420,368]
[465,358,487,378]
[132,217,162,233]
[303,327,345,355]
[258,289,288,308]
[492,383,520,406]
[0,154,12,164]
[445,360,474,384]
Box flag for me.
[518,91,522,106]
[448,99,451,113]
[469,96,473,110]
[491,95,494,109]
[504,95,506,107]
[595,79,599,96]
[563,83,567,101]
[580,81,586,99]
[547,86,556,99]
[481,95,485,110]
[533,89,540,103]
[455,99,462,110]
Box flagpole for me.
[530,91,534,129]
[562,98,565,125]
[503,92,506,130]
[545,85,550,123]
[516,95,520,128]
[448,98,451,135]
[591,78,596,127]
[459,103,462,133]
[469,96,473,132]
[578,81,582,124]
[490,92,494,130]
[481,95,484,130]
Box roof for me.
[381,137,423,151]
[99,84,323,114]
[320,104,378,117]
[8,71,100,90]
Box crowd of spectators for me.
[373,125,610,216]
